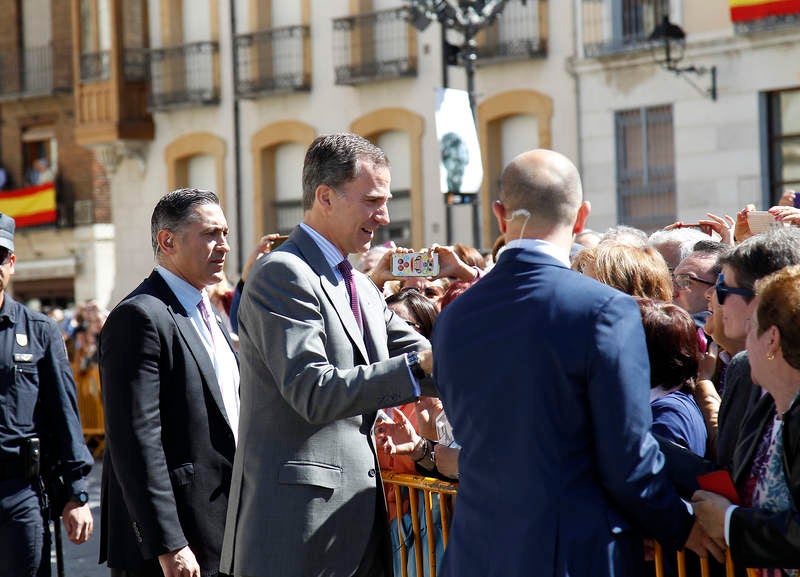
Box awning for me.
[13,257,76,281]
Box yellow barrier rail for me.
[381,470,458,577]
[382,471,759,577]
[73,362,105,457]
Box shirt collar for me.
[0,293,15,325]
[299,222,349,271]
[504,238,571,268]
[155,265,205,312]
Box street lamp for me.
[406,0,515,250]
[649,15,717,101]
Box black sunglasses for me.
[715,273,754,305]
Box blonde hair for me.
[592,243,673,301]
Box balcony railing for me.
[80,51,111,82]
[149,41,220,110]
[234,25,310,98]
[79,48,150,83]
[734,10,800,34]
[333,7,417,85]
[581,0,669,57]
[478,0,547,63]
[0,45,72,99]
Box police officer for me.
[0,213,94,576]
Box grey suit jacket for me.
[220,226,433,577]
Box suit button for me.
[368,469,376,478]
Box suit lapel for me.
[290,228,370,364]
[150,272,235,433]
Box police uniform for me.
[0,213,92,577]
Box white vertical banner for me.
[435,88,483,195]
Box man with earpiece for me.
[99,188,239,577]
[431,149,727,577]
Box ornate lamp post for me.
[406,0,514,249]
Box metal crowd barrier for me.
[381,470,458,577]
[382,471,758,577]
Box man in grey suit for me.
[221,133,436,577]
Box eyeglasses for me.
[0,248,11,264]
[673,273,716,291]
[715,273,755,305]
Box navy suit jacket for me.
[431,246,694,577]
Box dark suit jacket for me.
[99,271,237,574]
[716,352,762,469]
[728,392,800,568]
[430,246,694,577]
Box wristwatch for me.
[407,350,427,381]
[70,490,89,505]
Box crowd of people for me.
[5,130,800,577]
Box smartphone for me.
[391,252,439,277]
[746,211,777,235]
[271,235,289,248]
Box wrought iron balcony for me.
[79,48,149,83]
[333,7,417,85]
[235,25,310,98]
[478,0,547,63]
[581,0,669,57]
[733,9,800,34]
[80,51,111,82]
[149,41,220,110]
[0,45,72,99]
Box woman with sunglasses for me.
[693,265,800,574]
[710,227,800,470]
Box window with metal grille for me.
[615,105,676,231]
[582,0,669,57]
[765,87,800,206]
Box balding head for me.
[495,150,587,248]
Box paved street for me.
[48,458,106,577]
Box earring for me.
[767,352,775,361]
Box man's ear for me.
[157,230,175,254]
[316,185,333,210]
[492,200,508,235]
[572,201,591,236]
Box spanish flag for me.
[0,182,57,227]
[730,0,800,22]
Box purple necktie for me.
[337,259,363,334]
[197,298,216,345]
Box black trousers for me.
[0,478,45,577]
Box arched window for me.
[478,90,553,242]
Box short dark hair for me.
[636,297,700,391]
[301,133,389,211]
[718,227,800,294]
[151,188,220,256]
[385,289,438,339]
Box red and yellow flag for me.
[0,182,57,227]
[730,0,800,22]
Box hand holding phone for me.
[746,211,777,235]
[391,252,440,277]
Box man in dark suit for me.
[221,133,439,577]
[99,188,239,577]
[430,149,723,577]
